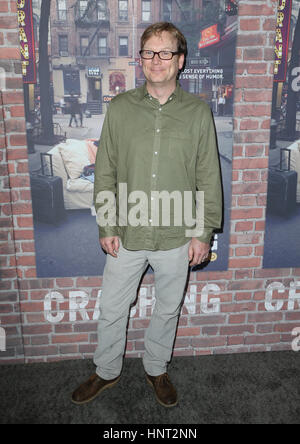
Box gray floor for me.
[1,350,300,424]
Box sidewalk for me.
[268,138,299,170]
[214,115,233,133]
[214,116,233,163]
[28,114,234,171]
[53,114,105,141]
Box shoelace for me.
[155,373,170,388]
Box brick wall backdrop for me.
[1,0,300,365]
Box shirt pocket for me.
[168,133,195,166]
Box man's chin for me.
[147,76,169,86]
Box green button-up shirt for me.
[94,81,222,250]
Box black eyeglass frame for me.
[139,50,182,60]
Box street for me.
[53,112,105,141]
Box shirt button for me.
[156,128,160,133]
[149,218,152,223]
[154,151,158,155]
[169,97,173,101]
[152,174,156,178]
[158,107,162,111]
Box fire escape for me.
[74,0,110,114]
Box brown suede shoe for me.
[71,373,120,405]
[146,372,178,408]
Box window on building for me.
[57,0,67,20]
[80,36,90,56]
[58,35,68,56]
[119,36,128,56]
[162,0,172,21]
[79,0,88,18]
[142,0,151,22]
[98,36,108,56]
[118,0,128,21]
[97,0,107,20]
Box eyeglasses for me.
[139,50,181,60]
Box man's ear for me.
[178,53,185,71]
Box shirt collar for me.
[137,80,183,103]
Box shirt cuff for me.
[195,228,214,244]
[98,226,119,239]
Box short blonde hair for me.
[141,22,187,57]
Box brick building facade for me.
[50,0,207,113]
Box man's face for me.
[141,31,185,88]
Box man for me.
[68,92,79,128]
[72,22,222,408]
[77,95,84,127]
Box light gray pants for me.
[93,239,190,379]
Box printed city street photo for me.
[263,0,300,268]
[21,0,237,277]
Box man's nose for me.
[152,53,161,63]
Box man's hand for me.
[100,236,120,258]
[188,237,210,266]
